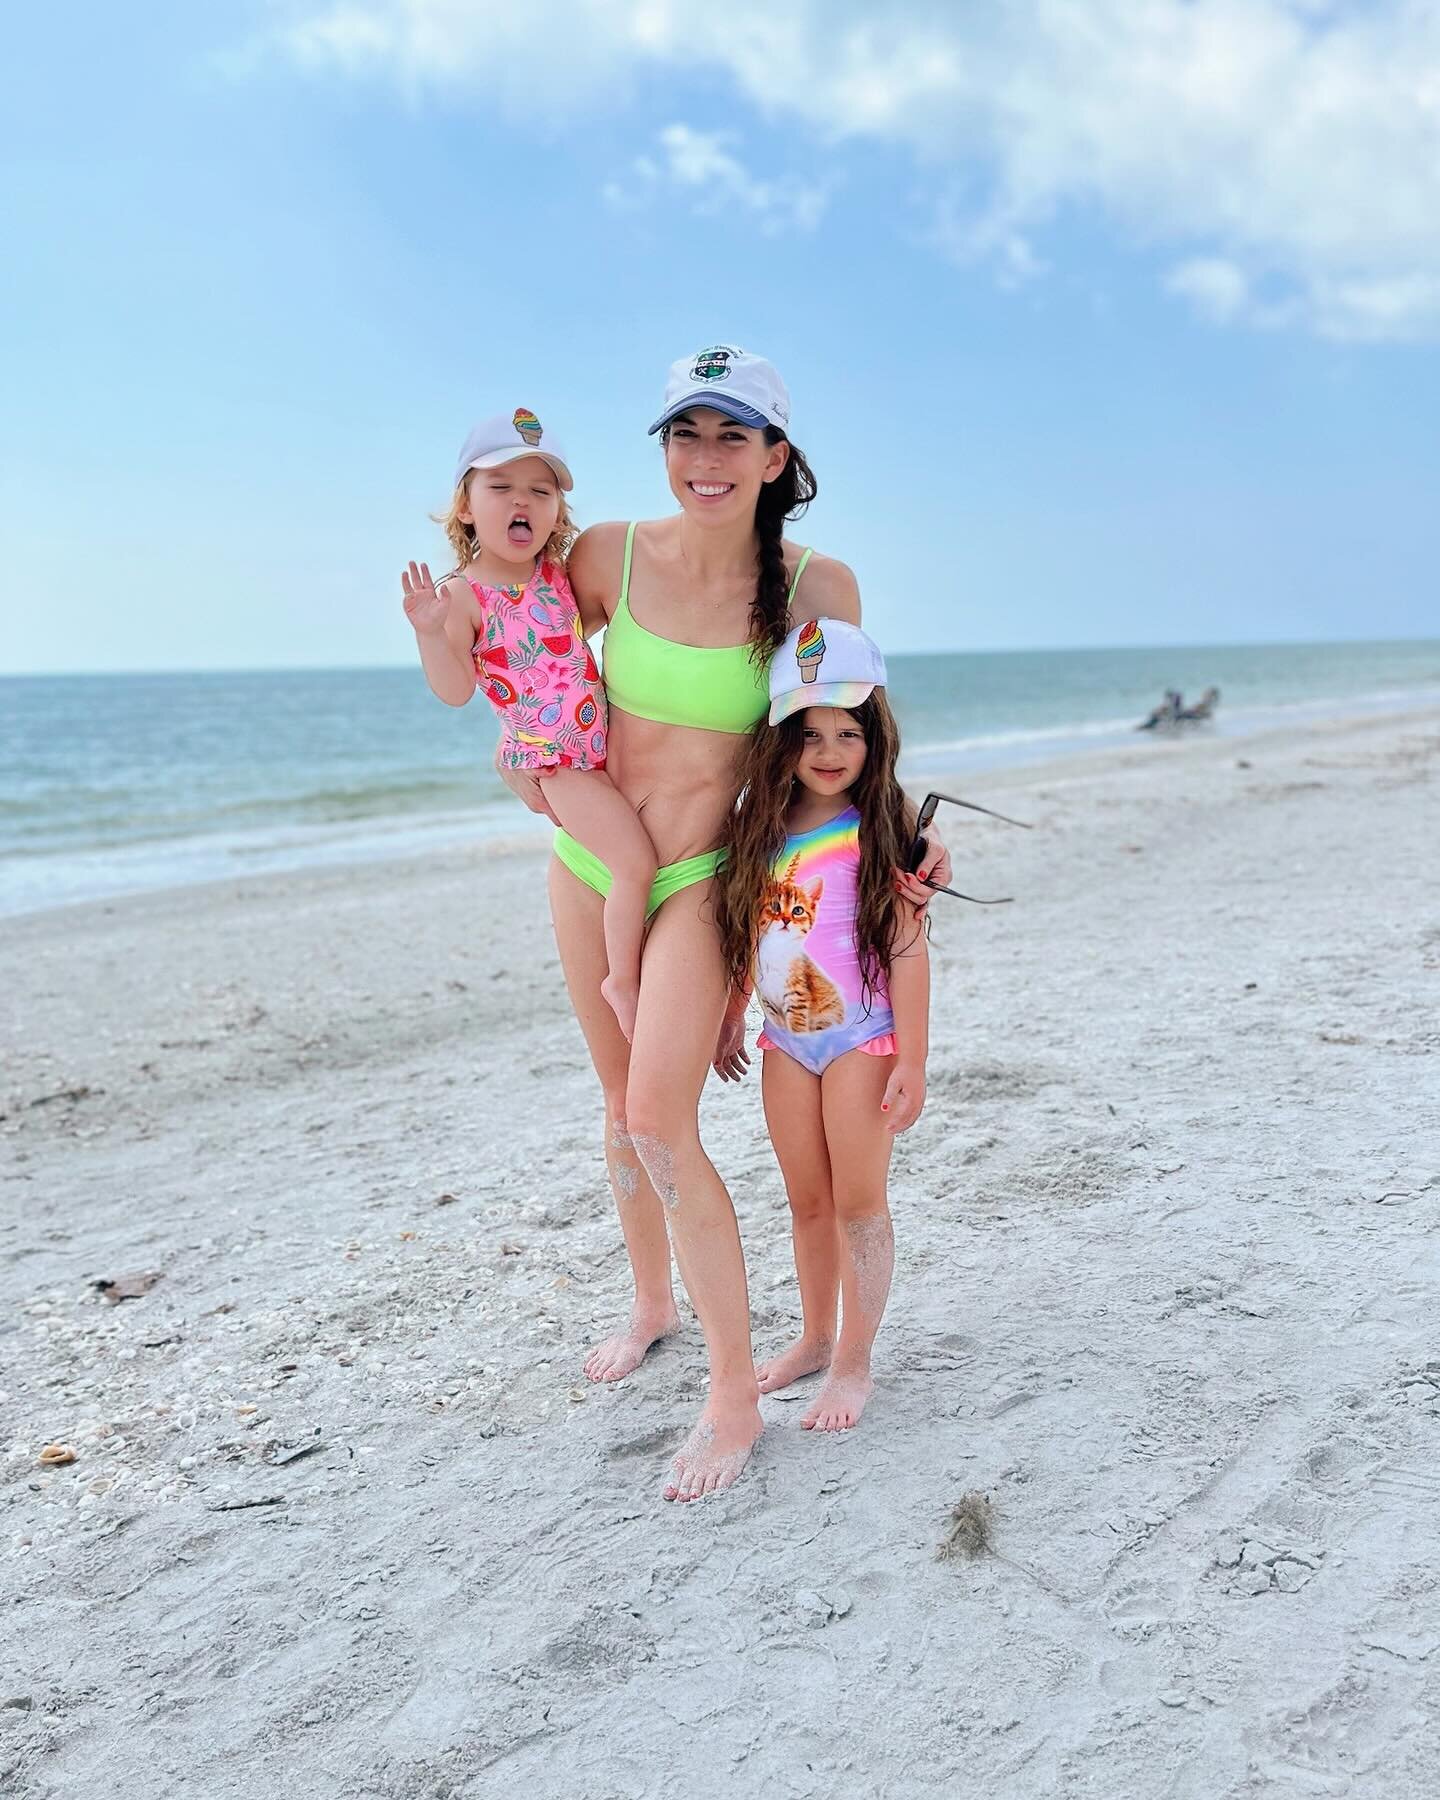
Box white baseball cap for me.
[454,408,574,491]
[648,344,791,437]
[769,618,888,726]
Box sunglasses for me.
[907,791,1032,905]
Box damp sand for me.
[3,706,1438,1797]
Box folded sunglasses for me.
[908,791,1032,904]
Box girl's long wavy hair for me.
[661,422,817,661]
[432,473,577,575]
[714,691,920,1004]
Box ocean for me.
[3,638,1437,917]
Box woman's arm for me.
[713,977,753,1082]
[881,908,929,1134]
[566,522,628,637]
[787,550,860,627]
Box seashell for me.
[38,1444,77,1467]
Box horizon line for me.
[3,632,1438,680]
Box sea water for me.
[3,638,1436,916]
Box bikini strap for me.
[787,546,814,605]
[619,521,638,610]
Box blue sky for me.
[4,1,1438,673]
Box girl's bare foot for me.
[664,1398,763,1502]
[756,1335,833,1394]
[801,1365,874,1431]
[583,1306,680,1382]
[600,974,640,1043]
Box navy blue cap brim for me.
[648,394,772,435]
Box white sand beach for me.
[3,705,1438,1799]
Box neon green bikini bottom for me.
[553,829,724,918]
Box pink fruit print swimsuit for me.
[467,562,607,771]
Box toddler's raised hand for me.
[402,561,449,637]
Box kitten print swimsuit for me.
[755,806,897,1076]
[467,561,607,772]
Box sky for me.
[3,0,1438,674]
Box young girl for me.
[402,409,656,1040]
[713,618,929,1433]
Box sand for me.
[3,706,1438,1799]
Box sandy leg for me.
[756,1336,833,1393]
[583,1305,681,1382]
[801,1362,877,1431]
[758,1049,839,1395]
[664,1397,764,1502]
[548,859,678,1385]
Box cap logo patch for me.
[690,347,735,383]
[513,407,543,445]
[795,619,826,683]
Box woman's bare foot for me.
[801,1364,874,1432]
[583,1306,680,1382]
[756,1335,833,1394]
[600,974,640,1043]
[664,1398,763,1502]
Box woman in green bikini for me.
[499,345,947,1501]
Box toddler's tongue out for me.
[507,518,533,545]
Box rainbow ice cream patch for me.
[513,407,542,446]
[795,618,826,683]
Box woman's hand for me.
[880,1062,926,1134]
[494,751,560,824]
[712,1009,751,1082]
[895,830,954,915]
[401,561,449,637]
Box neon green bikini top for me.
[602,521,813,734]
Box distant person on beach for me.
[1137,688,1184,730]
[402,412,656,1042]
[711,621,930,1433]
[489,345,950,1500]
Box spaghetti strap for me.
[787,546,814,605]
[619,520,638,611]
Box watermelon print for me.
[466,562,607,771]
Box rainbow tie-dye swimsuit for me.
[754,805,898,1076]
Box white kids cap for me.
[648,344,791,437]
[454,409,574,491]
[769,618,888,726]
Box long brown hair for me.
[714,691,920,1004]
[661,422,817,661]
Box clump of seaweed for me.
[937,1491,993,1561]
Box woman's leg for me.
[547,856,679,1381]
[756,1048,838,1393]
[624,877,763,1501]
[543,768,657,1044]
[807,1048,897,1431]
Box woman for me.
[499,346,947,1501]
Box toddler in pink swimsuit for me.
[402,410,656,1040]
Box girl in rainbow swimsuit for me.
[713,618,929,1433]
[402,410,656,1041]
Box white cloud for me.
[1166,257,1253,324]
[264,0,1440,340]
[604,124,830,235]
